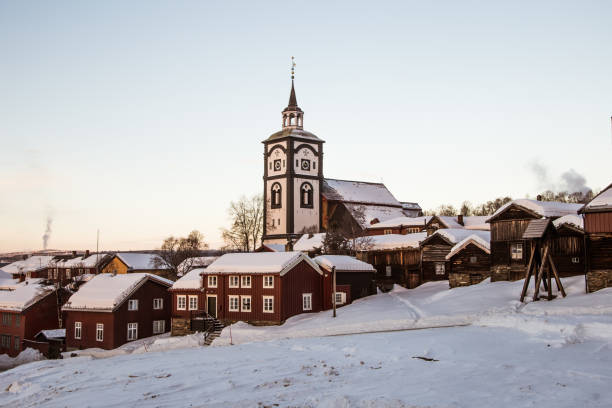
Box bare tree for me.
[221,195,264,252]
[153,230,208,279]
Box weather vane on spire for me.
[291,56,296,80]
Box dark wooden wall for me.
[585,213,612,233]
[449,244,490,274]
[281,260,325,321]
[422,236,452,282]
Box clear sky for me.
[1,0,611,253]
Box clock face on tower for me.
[301,159,310,171]
[274,159,281,171]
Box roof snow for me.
[177,256,218,275]
[368,216,432,229]
[446,234,491,260]
[37,329,66,339]
[345,203,406,228]
[293,233,326,252]
[172,268,204,290]
[205,252,321,275]
[401,202,422,210]
[115,253,168,270]
[55,254,106,269]
[262,244,285,252]
[1,256,55,275]
[0,279,54,312]
[582,184,612,212]
[553,214,584,231]
[462,216,491,231]
[322,179,401,207]
[427,229,491,246]
[487,199,582,222]
[314,255,375,272]
[62,273,173,311]
[359,232,428,251]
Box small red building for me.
[200,252,328,325]
[63,273,172,350]
[0,279,69,357]
[313,255,376,304]
[169,268,205,335]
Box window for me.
[572,257,580,264]
[208,275,217,288]
[96,323,104,342]
[334,292,347,305]
[127,323,138,341]
[313,161,316,170]
[435,262,445,275]
[263,275,274,288]
[241,275,251,288]
[511,243,523,260]
[15,315,20,327]
[14,336,20,350]
[153,320,165,334]
[300,182,313,208]
[188,295,198,310]
[384,229,393,235]
[469,256,478,263]
[273,159,281,171]
[263,296,274,313]
[128,299,139,311]
[66,268,71,279]
[271,183,282,208]
[153,298,163,310]
[177,295,186,310]
[0,335,10,348]
[2,313,10,326]
[229,296,239,312]
[229,275,239,288]
[385,266,392,277]
[302,293,312,311]
[241,296,251,312]
[74,322,82,339]
[295,159,299,167]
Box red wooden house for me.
[200,252,328,325]
[0,279,69,357]
[63,273,172,350]
[169,268,205,335]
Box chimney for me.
[457,215,464,226]
[537,194,542,201]
[285,240,294,252]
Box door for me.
[207,296,217,318]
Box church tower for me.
[262,60,324,246]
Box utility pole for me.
[332,266,337,318]
[96,229,100,274]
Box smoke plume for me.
[42,216,52,250]
[560,169,590,194]
[528,161,590,193]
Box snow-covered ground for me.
[2,277,612,407]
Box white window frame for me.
[208,275,217,288]
[302,293,312,311]
[229,295,239,312]
[153,298,163,310]
[241,275,251,288]
[127,322,138,341]
[334,292,347,305]
[229,275,239,288]
[188,295,198,311]
[152,320,165,334]
[66,268,71,279]
[511,243,523,260]
[384,229,393,235]
[96,323,104,342]
[128,299,139,311]
[263,296,274,313]
[469,256,478,263]
[177,295,186,310]
[572,257,580,264]
[263,275,274,288]
[241,295,251,312]
[74,322,82,340]
[435,262,445,275]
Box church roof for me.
[322,179,402,207]
[265,128,323,142]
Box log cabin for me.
[0,279,70,357]
[313,255,376,303]
[486,199,583,282]
[63,273,172,350]
[551,214,586,277]
[579,183,612,292]
[101,253,173,280]
[200,252,328,325]
[445,234,491,288]
[420,229,491,283]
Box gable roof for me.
[579,183,612,213]
[368,216,431,229]
[1,256,55,275]
[114,253,169,270]
[314,255,375,273]
[359,232,428,251]
[203,252,322,276]
[36,329,66,340]
[486,199,582,222]
[553,214,584,232]
[446,234,491,260]
[62,273,173,312]
[322,179,401,207]
[0,279,55,312]
[421,229,491,247]
[171,268,204,290]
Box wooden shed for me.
[446,234,491,288]
[314,255,376,303]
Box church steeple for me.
[282,57,303,129]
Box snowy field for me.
[2,277,612,407]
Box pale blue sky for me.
[1,1,611,252]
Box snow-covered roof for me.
[581,184,612,213]
[486,199,582,222]
[322,179,401,207]
[368,216,431,229]
[37,329,66,339]
[293,233,326,252]
[462,216,491,231]
[400,202,422,210]
[204,252,321,276]
[62,273,173,312]
[314,255,375,272]
[262,244,285,252]
[424,229,491,246]
[553,214,584,231]
[345,203,406,228]
[177,256,218,275]
[446,234,491,260]
[358,232,428,251]
[1,256,55,275]
[0,279,54,312]
[171,268,204,290]
[115,253,168,270]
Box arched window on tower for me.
[271,183,282,209]
[300,182,313,208]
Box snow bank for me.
[0,348,44,371]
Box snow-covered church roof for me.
[322,179,401,207]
